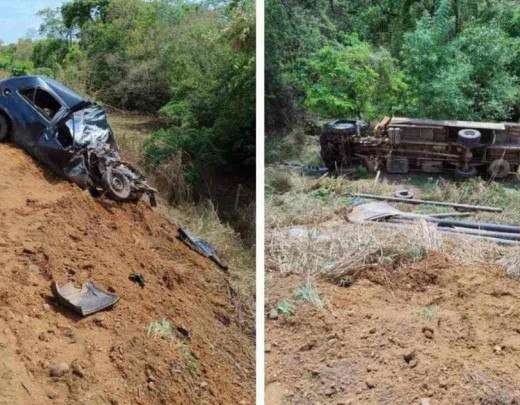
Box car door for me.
[18,86,73,172]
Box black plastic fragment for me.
[129,272,145,288]
[177,228,228,271]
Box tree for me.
[301,37,407,120]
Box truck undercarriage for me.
[321,117,520,180]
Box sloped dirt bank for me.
[0,143,254,404]
[266,253,520,404]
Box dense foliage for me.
[0,0,255,187]
[266,0,520,134]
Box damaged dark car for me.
[0,76,156,205]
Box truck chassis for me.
[320,117,520,179]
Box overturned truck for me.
[0,76,156,204]
[321,117,520,179]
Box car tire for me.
[0,114,10,142]
[103,167,133,201]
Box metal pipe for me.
[371,221,520,245]
[349,193,503,213]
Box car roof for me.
[0,76,85,110]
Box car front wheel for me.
[0,114,9,141]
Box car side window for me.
[19,88,62,120]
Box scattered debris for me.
[129,272,145,288]
[302,165,328,177]
[178,228,228,270]
[51,281,120,316]
[394,189,415,199]
[348,202,520,245]
[348,192,503,212]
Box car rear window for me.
[20,88,62,120]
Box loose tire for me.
[488,158,510,179]
[103,167,132,201]
[0,114,9,142]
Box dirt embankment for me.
[0,143,254,404]
[266,253,520,404]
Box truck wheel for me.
[455,166,477,178]
[457,129,481,148]
[0,114,9,141]
[103,167,132,201]
[488,159,510,179]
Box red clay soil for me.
[266,253,520,404]
[0,143,254,405]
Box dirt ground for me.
[266,251,520,404]
[0,143,254,404]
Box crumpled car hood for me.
[65,106,116,149]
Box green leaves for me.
[301,39,407,120]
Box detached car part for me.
[0,76,156,205]
[321,116,520,180]
[52,281,119,316]
[178,228,228,270]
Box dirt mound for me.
[266,253,520,404]
[0,144,253,404]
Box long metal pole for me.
[348,193,503,213]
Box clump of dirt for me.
[0,144,254,404]
[266,252,520,404]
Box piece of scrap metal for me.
[347,201,403,223]
[51,281,119,316]
[178,228,228,271]
[347,192,503,213]
[347,201,471,223]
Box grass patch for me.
[276,300,295,317]
[419,305,439,321]
[181,347,199,376]
[266,169,294,195]
[147,318,174,339]
[294,283,323,307]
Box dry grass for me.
[266,166,518,286]
[497,248,520,280]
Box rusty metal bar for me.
[348,193,503,213]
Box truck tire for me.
[320,119,367,173]
[0,114,9,141]
[457,129,481,148]
[455,166,477,178]
[488,159,510,179]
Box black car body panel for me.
[0,76,117,188]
